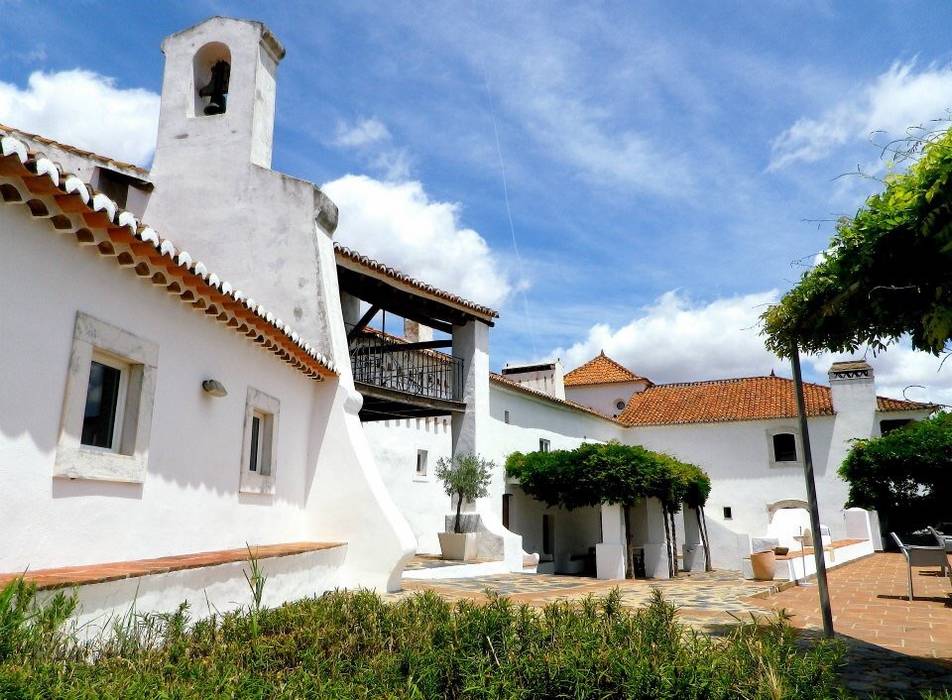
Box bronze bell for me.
[198,60,230,115]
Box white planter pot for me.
[438,532,478,561]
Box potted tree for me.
[436,453,493,561]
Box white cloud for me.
[334,117,391,148]
[769,60,952,171]
[332,116,410,180]
[551,287,952,407]
[0,69,159,166]
[552,290,780,383]
[322,174,513,309]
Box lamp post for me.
[790,344,834,638]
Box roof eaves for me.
[334,243,499,321]
[0,130,335,381]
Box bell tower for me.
[151,16,284,172]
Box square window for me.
[539,438,551,453]
[240,387,279,494]
[81,356,128,451]
[772,433,797,462]
[55,313,158,483]
[723,506,733,520]
[416,449,428,477]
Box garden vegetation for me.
[506,442,712,578]
[839,411,952,537]
[0,576,857,699]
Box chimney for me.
[404,319,433,343]
[828,360,876,415]
[500,360,565,400]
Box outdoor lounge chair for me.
[928,526,952,554]
[890,532,950,600]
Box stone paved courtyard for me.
[394,553,952,697]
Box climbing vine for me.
[505,442,711,577]
[761,125,952,358]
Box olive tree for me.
[436,453,494,534]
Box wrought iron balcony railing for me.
[347,325,463,403]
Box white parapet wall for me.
[38,545,347,641]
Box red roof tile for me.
[618,375,933,427]
[564,351,651,386]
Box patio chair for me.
[928,526,952,554]
[890,532,950,600]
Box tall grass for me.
[0,579,854,698]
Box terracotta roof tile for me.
[0,128,335,380]
[0,122,150,178]
[334,243,498,320]
[564,351,651,386]
[618,375,934,427]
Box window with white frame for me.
[539,438,551,453]
[415,449,428,478]
[240,387,279,494]
[55,313,158,482]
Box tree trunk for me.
[623,504,634,578]
[661,504,673,578]
[698,506,712,572]
[454,492,464,534]
[669,509,679,577]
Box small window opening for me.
[539,438,551,453]
[615,399,626,411]
[723,506,733,520]
[880,419,912,435]
[504,409,511,424]
[248,410,273,475]
[416,449,428,477]
[772,433,797,462]
[81,355,128,451]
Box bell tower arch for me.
[151,16,284,171]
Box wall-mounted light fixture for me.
[202,379,228,397]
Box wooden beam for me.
[347,304,380,342]
[352,339,453,355]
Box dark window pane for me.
[81,361,121,448]
[773,433,797,461]
[249,415,260,472]
[880,419,912,435]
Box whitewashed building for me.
[0,15,935,626]
[0,17,419,626]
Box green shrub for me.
[0,579,852,699]
[839,412,952,537]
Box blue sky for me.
[2,1,951,403]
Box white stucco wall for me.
[363,417,453,553]
[565,381,648,418]
[363,379,624,558]
[627,404,931,570]
[0,197,414,592]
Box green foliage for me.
[436,453,494,533]
[506,441,711,510]
[838,412,952,535]
[0,581,850,699]
[762,127,952,357]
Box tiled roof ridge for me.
[647,374,931,409]
[334,243,499,319]
[489,372,625,425]
[564,351,650,386]
[0,122,150,178]
[0,129,336,380]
